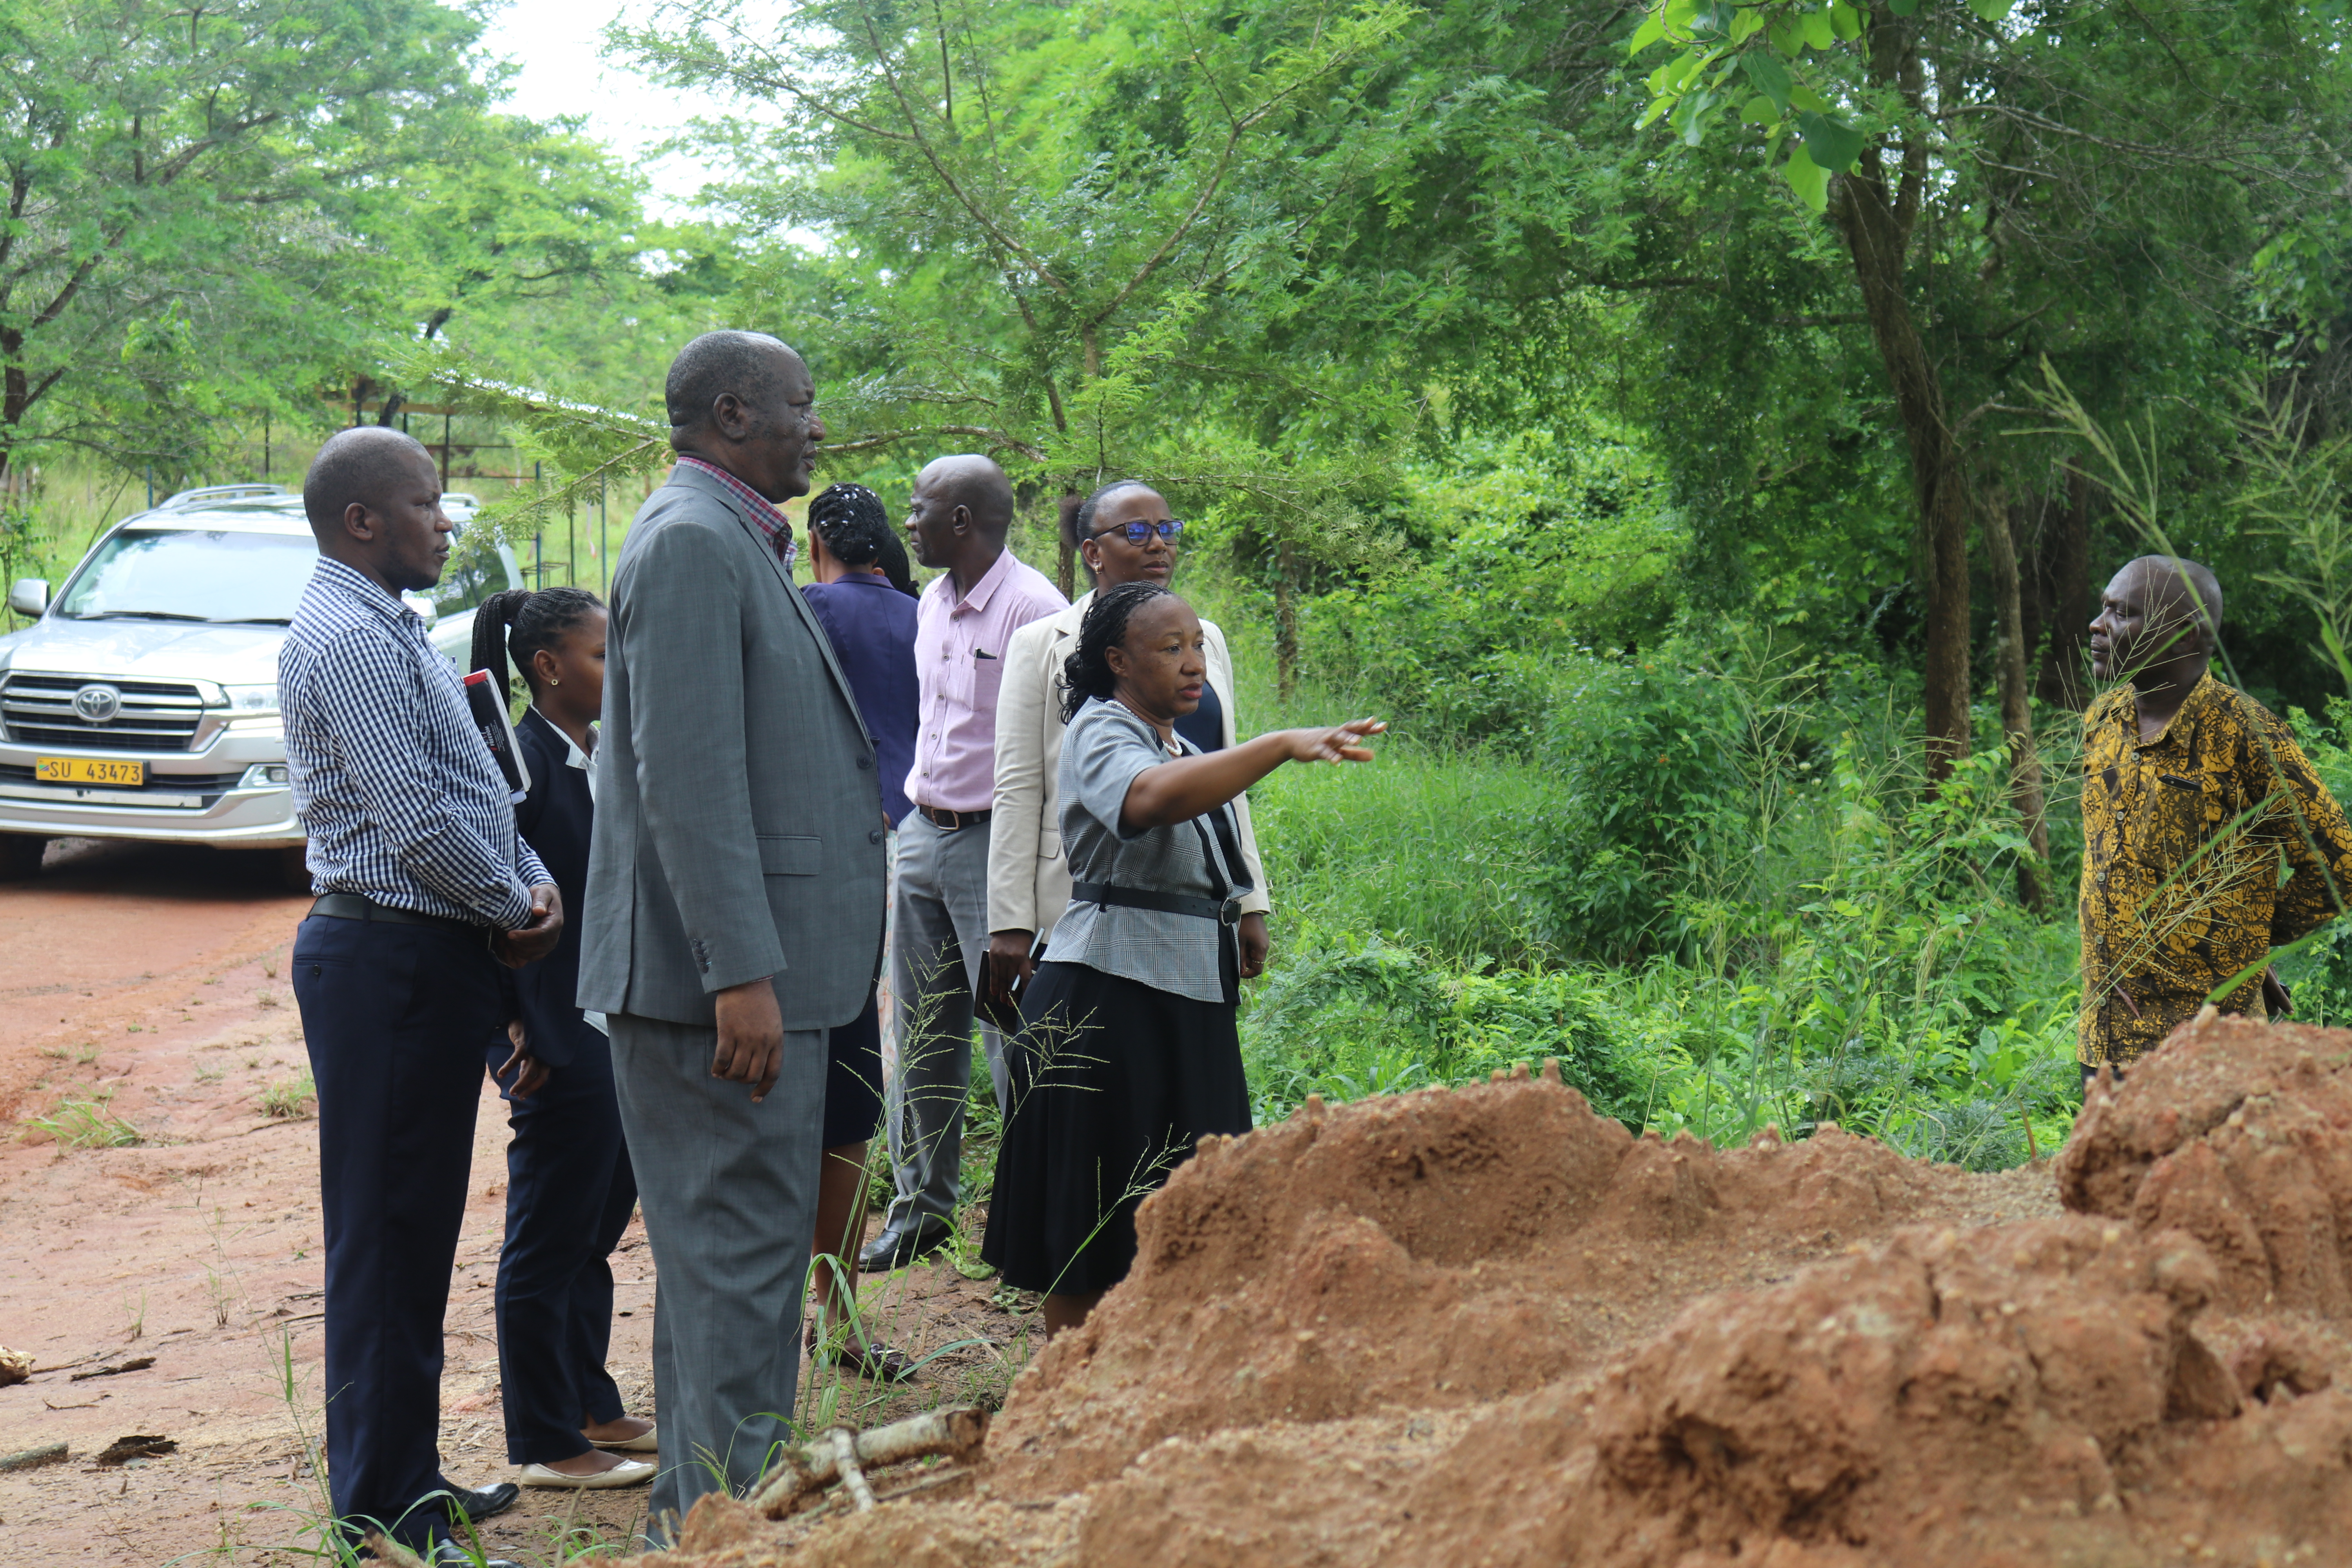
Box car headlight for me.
[222,683,280,718]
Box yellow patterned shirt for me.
[2078,673,2352,1066]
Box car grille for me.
[0,673,214,751]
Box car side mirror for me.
[7,578,47,617]
[400,592,439,628]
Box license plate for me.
[35,757,145,787]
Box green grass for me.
[259,1071,316,1120]
[24,1090,143,1149]
[1247,742,1560,969]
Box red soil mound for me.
[663,1019,2352,1566]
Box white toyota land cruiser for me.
[0,483,523,882]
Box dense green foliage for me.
[13,0,2352,1173]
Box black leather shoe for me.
[359,1538,518,1568]
[452,1481,519,1522]
[857,1215,953,1271]
[426,1544,521,1568]
[824,1339,920,1383]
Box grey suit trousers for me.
[608,1012,824,1537]
[882,810,1007,1232]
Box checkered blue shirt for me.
[279,557,549,927]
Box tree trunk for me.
[2016,490,2046,675]
[1980,481,2049,911]
[1833,10,1970,784]
[2035,463,2093,711]
[1274,539,1299,705]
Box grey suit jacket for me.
[578,464,886,1031]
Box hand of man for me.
[497,1017,552,1099]
[713,976,784,1102]
[985,930,1036,1009]
[493,882,564,967]
[2263,964,2294,1018]
[1237,912,1269,980]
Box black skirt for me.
[981,960,1250,1296]
[822,990,885,1149]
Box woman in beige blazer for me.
[983,482,1270,1006]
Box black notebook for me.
[461,670,532,804]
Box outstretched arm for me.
[1119,719,1383,833]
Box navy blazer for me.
[801,573,920,827]
[505,708,604,1069]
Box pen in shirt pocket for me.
[975,648,998,660]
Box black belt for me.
[309,892,486,935]
[919,805,990,831]
[1073,881,1245,926]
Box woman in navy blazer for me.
[470,588,656,1488]
[798,483,920,1379]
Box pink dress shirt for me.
[906,548,1067,813]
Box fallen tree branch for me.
[69,1357,154,1382]
[0,1442,68,1473]
[746,1405,991,1518]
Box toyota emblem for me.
[73,683,122,724]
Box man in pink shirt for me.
[862,454,1068,1270]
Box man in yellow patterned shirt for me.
[2079,556,2352,1078]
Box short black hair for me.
[303,427,434,534]
[1069,479,1156,589]
[665,330,801,431]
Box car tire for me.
[276,846,312,895]
[0,833,47,880]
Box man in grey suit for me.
[579,330,886,1537]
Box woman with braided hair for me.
[980,581,1383,1334]
[466,587,657,1488]
[796,482,920,1379]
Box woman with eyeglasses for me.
[982,482,1272,1016]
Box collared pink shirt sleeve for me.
[906,549,1068,813]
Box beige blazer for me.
[986,590,1271,942]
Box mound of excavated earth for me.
[663,1014,2352,1566]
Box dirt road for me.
[0,842,1020,1564]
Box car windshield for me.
[57,529,319,624]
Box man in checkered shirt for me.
[279,425,560,1561]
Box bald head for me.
[918,455,1014,536]
[303,426,435,537]
[2123,555,2222,637]
[2091,555,2223,696]
[904,453,1016,584]
[301,426,450,595]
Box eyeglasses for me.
[1089,519,1184,546]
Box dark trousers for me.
[291,914,502,1551]
[482,1032,638,1463]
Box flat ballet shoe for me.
[588,1425,658,1453]
[517,1457,655,1490]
